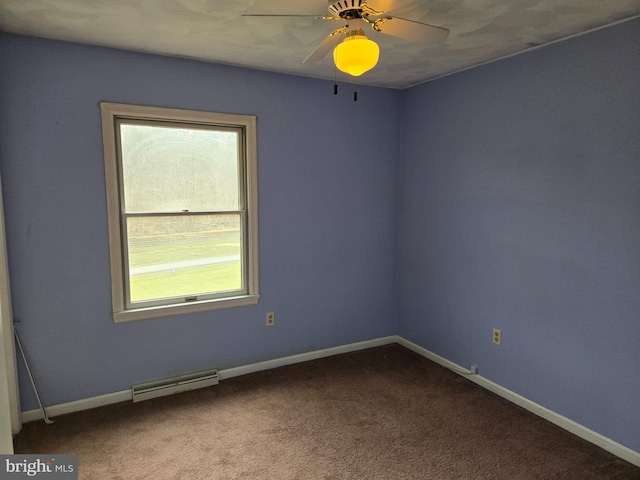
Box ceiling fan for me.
[242,0,450,77]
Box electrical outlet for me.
[470,365,478,375]
[266,312,275,327]
[492,328,502,346]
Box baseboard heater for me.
[131,368,219,403]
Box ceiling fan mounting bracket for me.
[339,9,364,20]
[360,4,384,17]
[371,17,391,32]
[329,1,363,16]
[328,1,381,19]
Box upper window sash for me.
[115,119,246,214]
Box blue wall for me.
[398,19,640,452]
[1,17,639,456]
[0,34,400,409]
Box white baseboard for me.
[396,336,640,468]
[21,336,397,424]
[21,389,131,424]
[21,334,639,468]
[218,335,397,381]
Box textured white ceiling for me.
[0,0,639,88]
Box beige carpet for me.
[14,345,640,479]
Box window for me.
[101,102,259,322]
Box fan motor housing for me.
[329,0,366,18]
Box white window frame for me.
[100,102,259,323]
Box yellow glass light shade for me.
[333,35,380,77]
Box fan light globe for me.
[333,35,380,77]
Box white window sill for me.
[113,294,260,323]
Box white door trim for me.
[0,176,20,452]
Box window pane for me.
[120,123,240,213]
[126,214,243,304]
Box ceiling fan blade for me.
[241,14,341,20]
[303,28,346,63]
[372,16,449,44]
